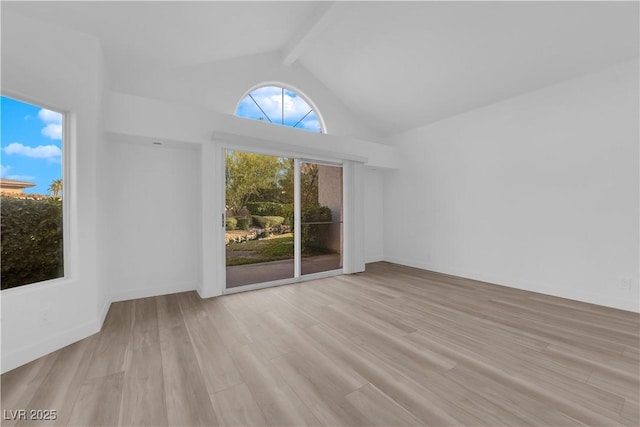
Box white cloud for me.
[4,142,61,160]
[41,123,62,139]
[300,119,321,131]
[0,165,35,181]
[38,108,63,139]
[38,109,62,124]
[249,87,315,123]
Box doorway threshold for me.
[223,268,343,295]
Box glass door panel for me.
[225,151,295,288]
[300,162,343,275]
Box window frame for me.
[234,82,327,134]
[0,92,72,293]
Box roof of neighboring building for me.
[0,178,36,189]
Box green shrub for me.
[1,197,64,289]
[252,215,285,229]
[245,202,285,216]
[302,205,332,223]
[301,205,332,254]
[280,204,294,227]
[246,202,294,227]
[225,217,237,231]
[236,217,250,230]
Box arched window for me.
[236,85,324,133]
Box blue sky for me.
[236,86,322,132]
[1,96,63,195]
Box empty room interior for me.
[1,1,639,426]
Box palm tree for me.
[49,179,62,198]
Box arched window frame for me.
[235,82,327,134]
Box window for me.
[1,95,65,289]
[236,85,324,133]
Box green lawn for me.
[226,234,294,266]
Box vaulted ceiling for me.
[4,1,639,136]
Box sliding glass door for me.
[224,151,342,289]
[225,152,295,288]
[300,161,343,275]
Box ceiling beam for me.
[282,1,343,66]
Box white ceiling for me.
[301,1,640,134]
[4,1,319,66]
[4,1,639,136]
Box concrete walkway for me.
[226,254,341,288]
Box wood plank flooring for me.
[2,262,638,426]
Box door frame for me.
[220,145,345,294]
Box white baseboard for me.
[98,298,111,327]
[111,283,196,302]
[2,283,199,373]
[384,256,639,313]
[196,283,222,299]
[1,313,103,374]
[365,255,385,264]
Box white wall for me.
[106,139,201,301]
[364,167,385,263]
[104,92,398,169]
[95,44,111,326]
[108,52,383,143]
[384,60,639,312]
[104,92,391,298]
[1,11,107,372]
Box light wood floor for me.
[2,262,639,426]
